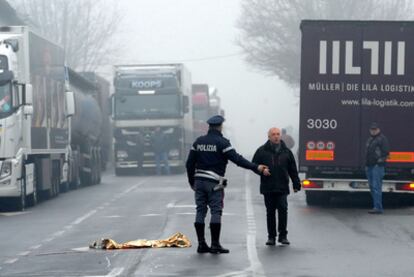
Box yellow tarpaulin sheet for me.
[89,232,191,250]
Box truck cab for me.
[111,64,192,175]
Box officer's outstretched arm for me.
[224,147,259,173]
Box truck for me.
[80,72,112,171]
[0,26,74,210]
[0,26,108,210]
[299,20,414,205]
[192,84,210,138]
[66,69,109,189]
[208,87,225,117]
[111,64,192,175]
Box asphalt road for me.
[1,165,414,277]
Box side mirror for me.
[65,91,75,117]
[183,95,189,114]
[24,84,33,105]
[23,105,33,116]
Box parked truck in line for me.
[0,26,108,210]
[111,64,193,175]
[299,20,414,205]
[192,84,210,138]
[66,69,110,189]
[0,26,72,209]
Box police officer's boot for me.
[194,223,210,253]
[209,223,229,254]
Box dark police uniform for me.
[186,115,260,254]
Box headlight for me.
[117,150,128,158]
[169,149,180,157]
[0,161,12,179]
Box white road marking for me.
[43,237,54,243]
[176,212,196,215]
[244,172,265,277]
[17,251,30,256]
[140,213,161,217]
[29,244,42,250]
[51,230,65,237]
[213,173,266,277]
[64,225,73,230]
[0,211,31,217]
[103,215,123,218]
[4,258,18,264]
[83,267,124,277]
[72,247,90,252]
[105,256,111,268]
[71,209,98,225]
[107,267,124,277]
[166,203,195,208]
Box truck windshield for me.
[0,82,12,117]
[193,108,209,121]
[115,94,181,119]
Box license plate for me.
[349,182,369,189]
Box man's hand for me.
[257,164,267,172]
[257,164,271,176]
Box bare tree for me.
[237,0,414,88]
[11,0,122,71]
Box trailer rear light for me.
[396,182,414,191]
[302,180,323,189]
[387,152,414,163]
[306,150,334,161]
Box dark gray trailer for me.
[299,20,414,205]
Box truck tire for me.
[305,191,330,206]
[115,168,127,176]
[96,152,102,184]
[28,168,38,207]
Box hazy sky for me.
[117,0,298,154]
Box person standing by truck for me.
[252,127,301,246]
[151,126,171,175]
[365,123,389,214]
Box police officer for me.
[186,115,269,254]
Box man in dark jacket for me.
[151,127,170,175]
[365,122,389,214]
[252,127,301,246]
[186,115,269,254]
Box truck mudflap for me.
[302,179,414,193]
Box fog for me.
[116,0,298,154]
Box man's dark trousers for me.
[264,192,288,239]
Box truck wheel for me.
[305,191,330,206]
[115,168,127,176]
[96,159,102,184]
[28,169,38,207]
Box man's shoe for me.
[278,237,290,245]
[265,238,276,246]
[210,243,230,254]
[368,209,383,214]
[197,242,210,253]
